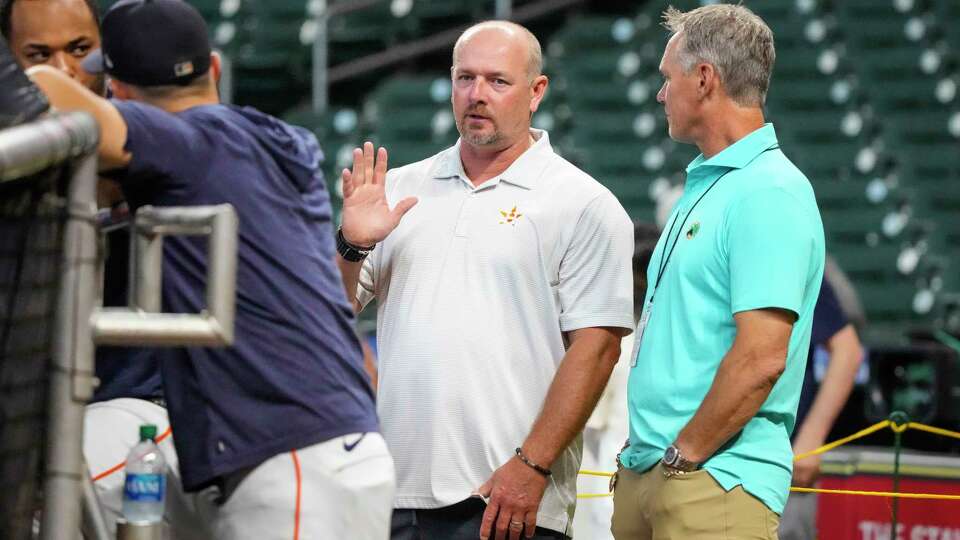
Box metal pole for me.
[41,152,100,540]
[81,466,112,540]
[132,220,163,313]
[0,112,99,181]
[218,50,234,105]
[889,411,908,540]
[207,205,238,343]
[495,0,512,19]
[312,9,329,113]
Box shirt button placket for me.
[454,190,475,238]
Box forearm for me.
[522,328,623,467]
[793,325,862,450]
[675,346,784,463]
[336,255,364,314]
[26,65,130,170]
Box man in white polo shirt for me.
[336,20,634,540]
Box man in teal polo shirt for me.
[611,5,825,539]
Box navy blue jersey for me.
[110,100,378,491]
[794,277,849,432]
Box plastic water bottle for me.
[121,424,166,523]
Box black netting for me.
[0,170,65,540]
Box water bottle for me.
[121,424,166,523]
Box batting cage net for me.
[0,169,67,540]
[0,107,100,539]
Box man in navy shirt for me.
[781,273,864,540]
[29,1,394,538]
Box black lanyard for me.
[650,144,780,302]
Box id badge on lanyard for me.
[630,299,653,367]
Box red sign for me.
[817,475,960,539]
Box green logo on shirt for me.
[686,222,700,240]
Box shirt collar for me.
[685,123,779,174]
[430,129,552,190]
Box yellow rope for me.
[789,487,960,500]
[579,469,614,478]
[906,422,960,440]
[578,493,614,499]
[793,420,890,461]
[577,420,960,501]
[578,487,960,501]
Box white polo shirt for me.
[358,130,634,534]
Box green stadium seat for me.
[822,207,886,245]
[408,0,485,36]
[815,179,874,211]
[559,78,631,111]
[548,17,622,54]
[830,241,904,285]
[187,0,224,21]
[881,110,955,146]
[772,48,822,81]
[326,2,410,65]
[862,52,931,86]
[857,281,924,325]
[767,79,842,113]
[841,15,911,51]
[790,141,859,182]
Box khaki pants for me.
[610,464,780,540]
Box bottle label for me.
[124,473,165,502]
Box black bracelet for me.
[515,447,552,476]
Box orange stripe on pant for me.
[91,426,173,483]
[291,449,302,540]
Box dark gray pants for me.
[391,497,569,540]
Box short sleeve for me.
[356,252,377,309]
[113,100,200,181]
[726,188,817,318]
[557,192,635,333]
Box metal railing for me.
[93,205,238,348]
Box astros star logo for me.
[499,206,522,225]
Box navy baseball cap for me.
[81,0,211,87]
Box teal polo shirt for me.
[621,123,825,514]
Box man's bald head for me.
[453,20,543,81]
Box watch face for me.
[664,446,678,465]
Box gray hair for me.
[453,20,543,81]
[662,4,775,106]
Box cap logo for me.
[173,61,195,77]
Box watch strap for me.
[336,227,374,262]
[664,444,699,472]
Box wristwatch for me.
[661,444,699,475]
[336,227,375,262]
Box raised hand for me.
[340,141,417,248]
